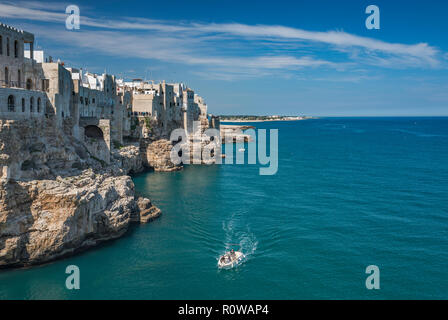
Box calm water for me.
[1,117,447,299]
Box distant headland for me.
[220,115,314,122]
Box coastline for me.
[220,117,315,123]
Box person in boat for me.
[230,249,235,259]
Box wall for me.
[80,119,111,164]
[41,63,73,128]
[0,87,46,119]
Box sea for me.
[0,117,447,299]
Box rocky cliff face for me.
[0,119,159,268]
[112,144,145,175]
[141,139,182,172]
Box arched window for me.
[30,97,34,112]
[14,40,18,58]
[6,38,9,56]
[26,78,32,90]
[37,98,41,113]
[0,35,2,55]
[5,67,8,85]
[22,98,25,112]
[7,95,15,112]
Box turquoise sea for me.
[0,117,447,299]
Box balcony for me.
[0,80,40,91]
[0,80,25,89]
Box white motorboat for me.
[218,250,244,268]
[238,148,246,152]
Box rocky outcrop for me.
[0,119,160,268]
[133,197,161,223]
[0,171,139,267]
[220,125,254,143]
[141,139,182,172]
[112,144,145,174]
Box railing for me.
[0,80,34,90]
[131,112,151,117]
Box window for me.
[4,67,8,84]
[30,97,34,112]
[42,79,49,92]
[26,78,32,90]
[92,98,95,104]
[18,70,21,87]
[7,95,15,112]
[80,96,83,104]
[85,97,88,105]
[22,98,25,112]
[6,38,9,56]
[37,98,41,113]
[14,40,18,58]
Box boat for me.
[218,250,245,268]
[238,148,245,152]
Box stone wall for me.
[0,87,46,119]
[41,63,73,128]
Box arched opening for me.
[7,95,15,112]
[22,98,25,112]
[14,40,18,58]
[84,125,104,139]
[30,97,34,112]
[37,98,41,113]
[26,78,32,90]
[4,67,8,85]
[6,38,9,56]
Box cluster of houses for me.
[0,22,220,165]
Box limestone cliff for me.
[0,119,159,268]
[141,139,183,172]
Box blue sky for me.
[1,0,447,116]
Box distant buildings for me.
[0,22,216,166]
[118,79,208,135]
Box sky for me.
[1,0,447,116]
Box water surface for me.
[1,118,447,299]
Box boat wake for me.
[218,218,258,268]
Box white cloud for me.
[0,0,444,80]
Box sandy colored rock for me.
[0,119,161,268]
[142,139,183,172]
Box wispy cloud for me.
[0,0,444,80]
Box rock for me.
[135,197,161,223]
[0,119,161,268]
[0,173,137,267]
[112,144,145,174]
[141,139,183,172]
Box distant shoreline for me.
[220,117,314,123]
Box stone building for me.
[1,21,218,175]
[69,68,125,160]
[123,80,208,137]
[41,62,73,129]
[0,23,47,121]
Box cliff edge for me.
[0,119,159,268]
